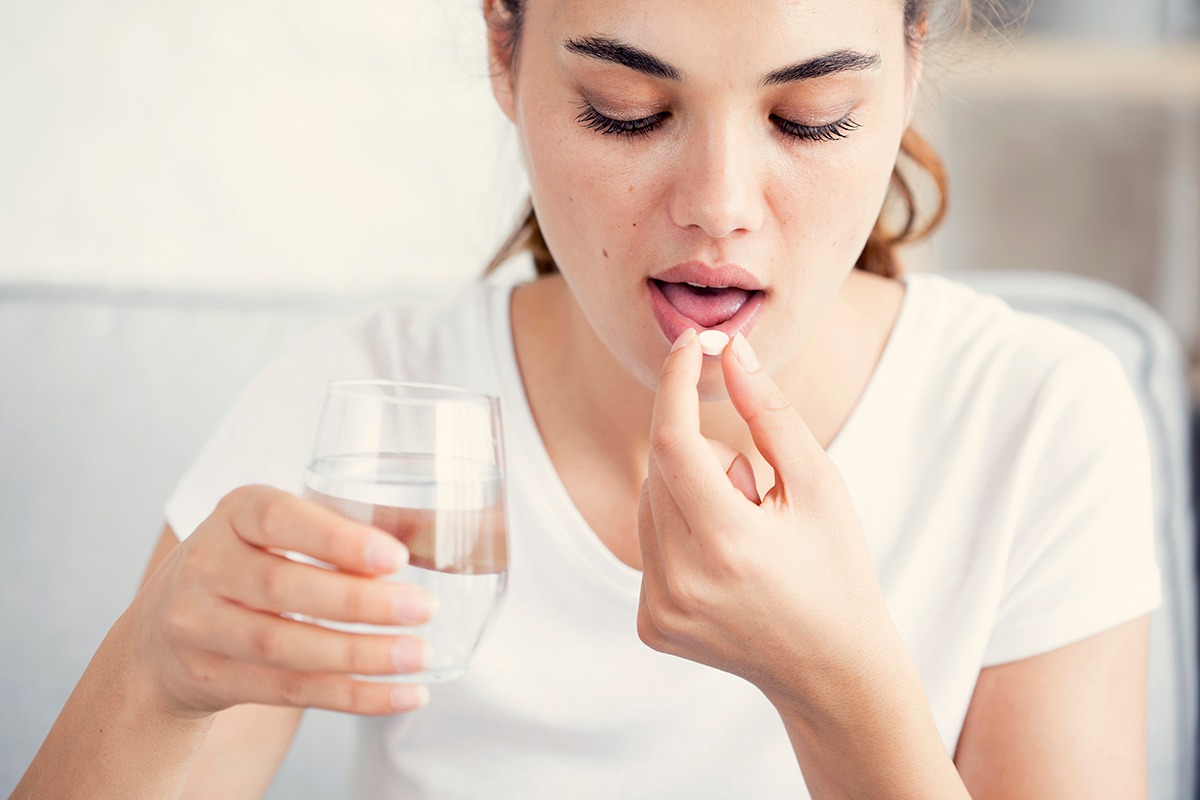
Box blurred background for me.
[917,0,1200,403]
[0,0,528,296]
[1,0,1198,796]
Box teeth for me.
[686,281,729,289]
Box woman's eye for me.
[772,114,861,142]
[575,102,666,139]
[574,101,861,144]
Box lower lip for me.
[648,280,766,350]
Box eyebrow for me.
[761,50,882,86]
[563,36,881,86]
[564,36,681,81]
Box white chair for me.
[1,270,1195,797]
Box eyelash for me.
[574,102,861,143]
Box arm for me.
[14,489,432,800]
[766,617,1150,799]
[14,527,219,800]
[955,617,1150,799]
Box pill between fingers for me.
[698,330,730,357]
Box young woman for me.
[15,0,1160,797]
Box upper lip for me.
[650,262,765,292]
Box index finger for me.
[649,330,745,515]
[222,486,408,576]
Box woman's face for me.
[491,0,918,394]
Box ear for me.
[484,0,518,124]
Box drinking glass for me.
[301,379,508,683]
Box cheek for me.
[773,130,902,266]
[520,101,658,272]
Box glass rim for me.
[324,379,499,406]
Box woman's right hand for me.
[128,485,434,719]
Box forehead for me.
[528,0,905,82]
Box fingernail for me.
[671,328,698,353]
[392,638,431,672]
[366,534,406,574]
[392,684,430,712]
[731,333,760,372]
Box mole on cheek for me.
[602,249,609,259]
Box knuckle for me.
[216,486,250,515]
[663,571,703,614]
[250,625,286,665]
[259,562,289,607]
[339,580,370,622]
[310,523,340,562]
[745,392,792,427]
[173,546,205,586]
[163,604,196,646]
[218,485,267,523]
[256,495,291,543]
[342,637,376,675]
[275,672,306,706]
[650,426,684,458]
[637,607,682,658]
[636,623,659,651]
[344,679,382,715]
[762,387,792,414]
[636,608,664,651]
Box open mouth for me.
[648,278,766,347]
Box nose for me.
[668,118,765,239]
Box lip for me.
[649,279,766,350]
[651,261,766,292]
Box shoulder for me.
[893,272,1144,467]
[903,271,1126,397]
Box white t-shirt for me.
[165,272,1161,799]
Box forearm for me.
[13,611,214,800]
[769,625,971,800]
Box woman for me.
[15,0,1159,797]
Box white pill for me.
[697,330,730,356]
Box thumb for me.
[720,333,822,493]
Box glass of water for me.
[302,380,508,683]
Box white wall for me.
[0,0,529,295]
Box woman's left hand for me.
[636,328,899,710]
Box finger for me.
[721,333,823,492]
[650,330,745,516]
[707,440,762,504]
[196,652,429,715]
[195,600,429,676]
[223,486,408,576]
[220,544,435,626]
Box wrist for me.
[110,604,218,725]
[762,620,968,799]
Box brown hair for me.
[483,0,960,280]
